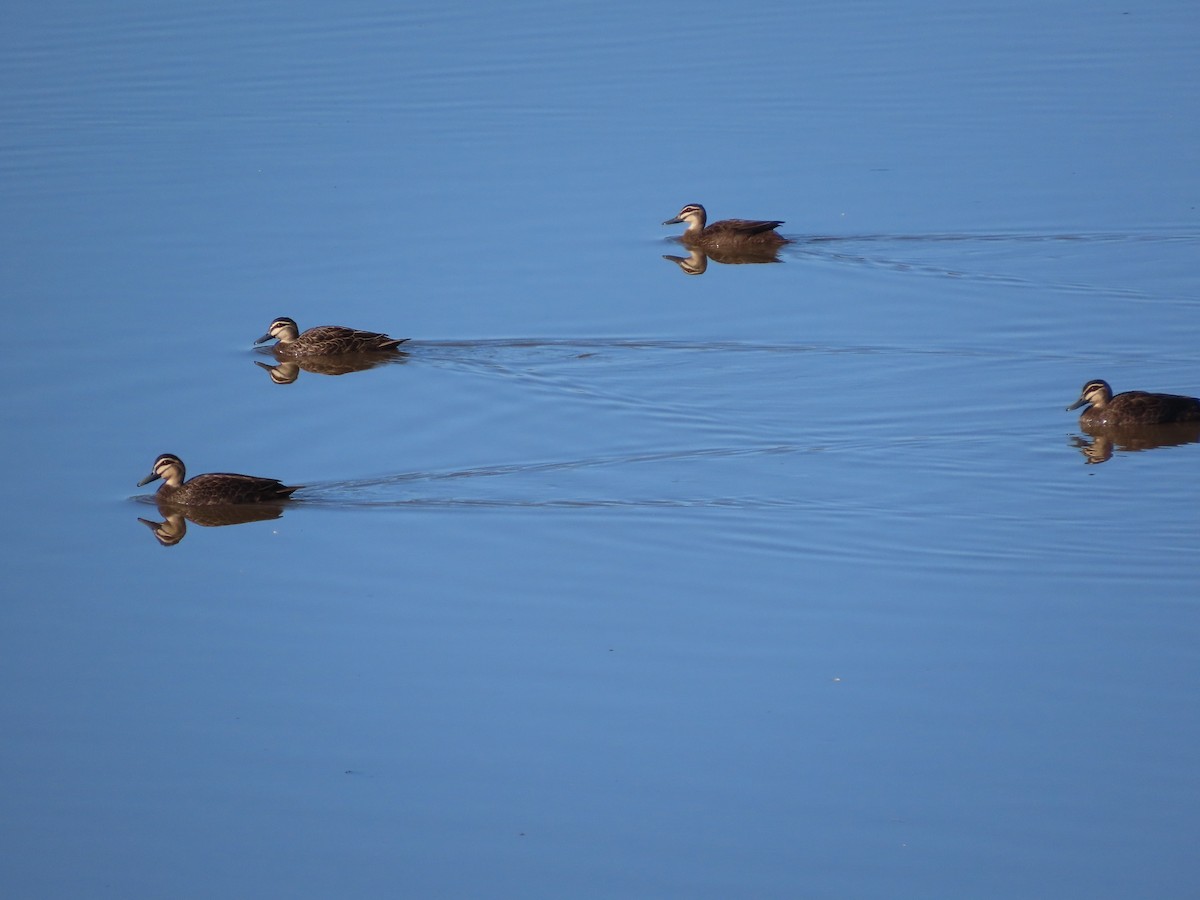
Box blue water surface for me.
[2,1,1198,898]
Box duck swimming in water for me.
[1067,379,1200,428]
[138,453,300,505]
[662,203,788,249]
[255,317,408,357]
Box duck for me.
[1067,379,1200,428]
[254,317,408,357]
[137,453,300,505]
[663,203,788,249]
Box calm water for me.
[3,1,1199,897]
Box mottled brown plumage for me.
[255,316,408,357]
[137,453,300,505]
[1067,379,1200,428]
[663,203,788,249]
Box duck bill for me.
[1066,397,1087,411]
[137,472,162,487]
[662,216,684,225]
[254,333,274,345]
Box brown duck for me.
[663,203,788,249]
[255,317,408,357]
[137,453,300,505]
[1067,379,1200,428]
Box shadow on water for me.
[1069,423,1200,465]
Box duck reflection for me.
[662,245,784,275]
[1071,422,1200,465]
[254,350,407,384]
[138,501,290,546]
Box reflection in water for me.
[254,350,407,384]
[1071,422,1200,465]
[662,245,783,275]
[138,501,289,546]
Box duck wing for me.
[717,218,786,236]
